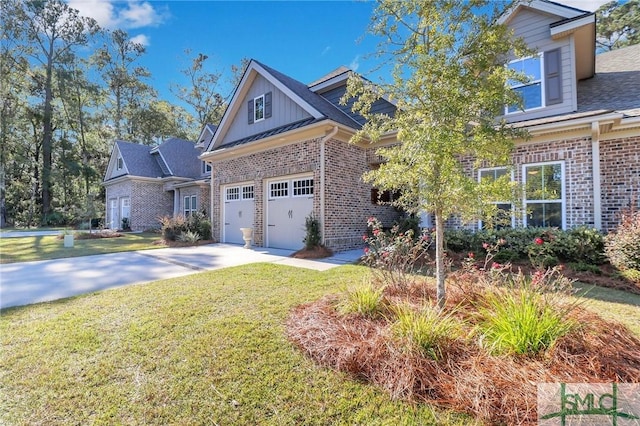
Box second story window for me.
[117,155,123,170]
[506,55,543,114]
[202,161,211,175]
[248,92,272,124]
[254,95,265,122]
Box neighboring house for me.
[200,61,400,251]
[103,137,211,231]
[489,0,640,232]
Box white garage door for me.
[223,184,255,245]
[267,176,314,250]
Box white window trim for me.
[202,161,212,175]
[184,195,197,216]
[269,180,289,200]
[116,155,124,170]
[522,161,566,229]
[242,185,255,200]
[477,167,515,229]
[292,178,314,198]
[225,186,240,202]
[254,94,265,123]
[505,53,545,115]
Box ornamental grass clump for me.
[392,303,461,360]
[475,287,576,356]
[338,282,387,318]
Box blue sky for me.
[67,0,609,114]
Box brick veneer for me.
[600,135,640,231]
[105,179,173,231]
[210,137,400,251]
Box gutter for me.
[320,126,339,246]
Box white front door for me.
[120,197,130,228]
[223,184,255,245]
[266,176,314,250]
[109,199,118,229]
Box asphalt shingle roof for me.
[112,138,200,180]
[577,43,640,118]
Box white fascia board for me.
[309,71,350,92]
[550,14,595,38]
[498,0,585,25]
[157,150,173,176]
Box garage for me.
[222,183,255,245]
[266,175,314,250]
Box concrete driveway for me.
[0,244,363,310]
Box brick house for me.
[103,136,211,231]
[494,0,640,232]
[200,61,401,250]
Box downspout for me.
[320,126,339,246]
[591,122,602,230]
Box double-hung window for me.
[506,55,543,114]
[184,195,197,217]
[523,162,564,228]
[117,155,124,170]
[254,95,264,122]
[478,167,513,229]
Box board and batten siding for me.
[505,8,576,122]
[221,74,313,146]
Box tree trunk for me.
[435,210,446,309]
[41,39,55,222]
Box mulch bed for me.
[291,245,334,259]
[153,239,215,247]
[286,278,640,425]
[56,230,123,240]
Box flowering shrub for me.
[527,231,559,269]
[361,217,432,288]
[605,205,640,271]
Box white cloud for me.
[321,46,331,56]
[66,0,167,29]
[129,34,150,47]
[349,55,360,71]
[558,0,610,12]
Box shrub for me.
[303,214,321,249]
[605,205,640,271]
[178,230,201,243]
[476,287,576,356]
[121,217,131,231]
[391,303,460,360]
[552,226,605,264]
[619,269,640,283]
[338,282,386,318]
[362,217,431,288]
[159,213,211,242]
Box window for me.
[270,181,288,199]
[506,55,543,114]
[242,185,254,200]
[478,167,513,229]
[254,95,264,122]
[184,195,197,217]
[226,187,240,201]
[293,179,313,196]
[117,156,123,170]
[202,161,212,175]
[523,162,564,228]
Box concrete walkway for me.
[0,244,363,310]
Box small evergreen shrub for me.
[178,230,202,243]
[159,213,211,242]
[187,211,212,240]
[605,206,640,271]
[121,217,131,231]
[303,214,321,249]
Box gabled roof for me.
[498,0,589,25]
[206,59,379,153]
[106,138,201,182]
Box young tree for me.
[596,0,640,51]
[344,0,528,308]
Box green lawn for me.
[1,264,638,425]
[0,264,474,425]
[574,283,640,336]
[0,232,163,264]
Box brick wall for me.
[130,180,173,230]
[600,135,640,231]
[210,137,399,251]
[177,184,210,217]
[105,181,131,229]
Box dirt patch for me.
[291,245,334,259]
[287,281,640,424]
